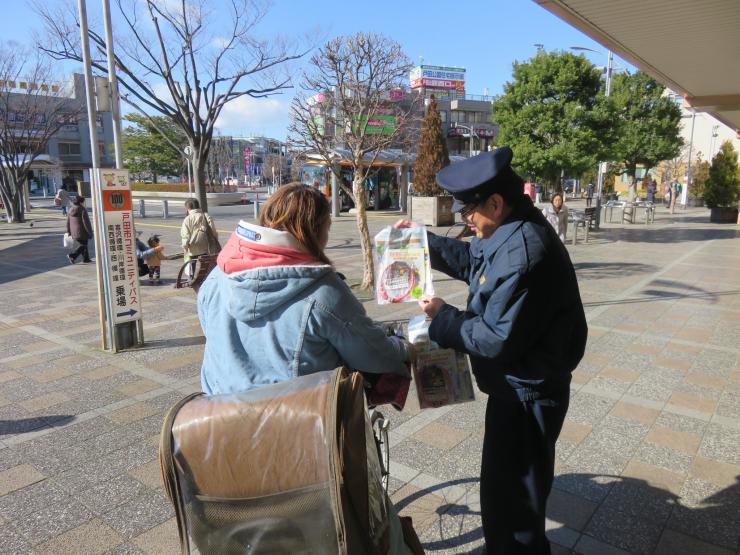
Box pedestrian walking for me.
[669,181,677,214]
[55,184,72,216]
[66,196,93,264]
[181,198,219,267]
[144,235,166,284]
[647,179,657,203]
[542,191,569,243]
[586,181,595,207]
[395,147,587,555]
[534,182,542,204]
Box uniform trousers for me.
[480,393,569,554]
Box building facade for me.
[1,73,115,196]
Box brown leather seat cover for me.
[172,381,331,498]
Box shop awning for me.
[534,0,740,133]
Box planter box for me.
[411,196,454,226]
[709,206,739,223]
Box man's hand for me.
[393,219,419,230]
[419,296,446,319]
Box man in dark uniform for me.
[396,147,587,554]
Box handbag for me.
[203,217,221,254]
[63,233,75,249]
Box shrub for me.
[703,141,740,208]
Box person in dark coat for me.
[66,196,93,263]
[396,147,587,555]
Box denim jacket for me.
[197,223,411,395]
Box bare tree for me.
[206,134,234,191]
[0,42,80,223]
[36,0,301,212]
[261,153,288,186]
[289,33,418,289]
[660,143,691,184]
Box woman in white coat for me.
[542,192,568,243]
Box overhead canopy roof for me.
[534,0,740,133]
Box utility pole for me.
[102,0,142,348]
[594,50,613,226]
[78,0,114,352]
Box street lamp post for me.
[452,123,479,158]
[571,46,614,227]
[683,109,696,208]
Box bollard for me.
[253,200,260,219]
[162,200,169,219]
[139,199,146,218]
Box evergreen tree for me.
[609,71,683,199]
[413,96,450,196]
[123,114,187,182]
[690,156,710,200]
[492,51,615,189]
[704,141,739,208]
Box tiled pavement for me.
[0,200,738,554]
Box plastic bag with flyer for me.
[373,224,434,305]
[408,315,475,409]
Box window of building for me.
[439,111,447,123]
[58,142,81,156]
[450,111,461,123]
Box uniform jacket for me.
[542,203,568,242]
[66,205,93,241]
[427,197,587,402]
[197,221,411,396]
[181,209,218,257]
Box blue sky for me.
[3,0,628,140]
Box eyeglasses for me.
[459,202,478,218]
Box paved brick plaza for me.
[0,200,738,554]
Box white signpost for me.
[97,168,142,325]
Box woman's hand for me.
[392,219,419,230]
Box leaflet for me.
[408,315,475,409]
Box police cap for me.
[435,147,524,212]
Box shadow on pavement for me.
[574,262,658,280]
[0,233,95,285]
[582,277,738,308]
[136,336,205,351]
[0,415,75,435]
[551,473,740,553]
[608,226,740,243]
[400,473,740,553]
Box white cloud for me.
[214,95,291,137]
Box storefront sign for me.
[410,65,466,88]
[447,127,496,138]
[356,114,396,135]
[97,168,141,324]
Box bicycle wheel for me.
[370,409,390,494]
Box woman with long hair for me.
[198,182,412,393]
[542,192,569,243]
